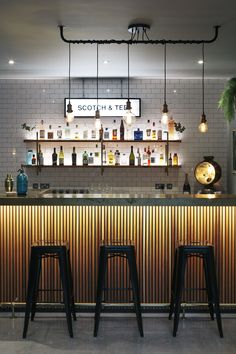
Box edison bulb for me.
[161,112,169,125]
[123,110,136,126]
[199,121,208,133]
[66,111,74,123]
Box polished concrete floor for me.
[0,314,235,354]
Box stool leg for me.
[66,250,76,321]
[94,247,107,337]
[173,250,187,337]
[59,249,73,338]
[203,256,214,320]
[23,250,37,338]
[31,255,42,321]
[169,249,178,320]
[207,250,223,338]
[127,249,144,337]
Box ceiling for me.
[0,0,236,79]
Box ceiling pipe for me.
[59,25,220,45]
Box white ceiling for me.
[0,0,236,79]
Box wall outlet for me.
[155,183,165,190]
[40,183,50,189]
[32,183,39,189]
[166,183,173,190]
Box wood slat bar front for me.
[0,205,235,304]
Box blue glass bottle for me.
[17,168,28,196]
[134,128,143,141]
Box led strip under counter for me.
[0,205,236,304]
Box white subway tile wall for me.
[0,78,227,192]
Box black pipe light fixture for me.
[94,43,102,130]
[123,43,136,126]
[161,43,169,125]
[66,43,74,123]
[199,43,208,133]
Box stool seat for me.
[94,243,143,337]
[23,242,76,338]
[169,244,223,337]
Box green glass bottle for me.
[129,146,135,166]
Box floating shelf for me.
[24,139,182,143]
[22,165,181,168]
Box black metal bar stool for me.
[169,242,223,337]
[94,241,143,337]
[23,241,76,338]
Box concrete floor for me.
[0,314,235,354]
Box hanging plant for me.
[218,77,236,122]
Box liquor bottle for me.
[26,150,33,165]
[65,122,71,139]
[152,122,157,140]
[151,148,156,165]
[115,150,120,166]
[5,174,11,192]
[157,121,162,140]
[168,153,172,166]
[134,128,143,141]
[99,124,104,141]
[32,154,36,165]
[91,129,96,139]
[47,125,54,139]
[57,126,62,139]
[102,145,107,165]
[9,174,14,191]
[38,145,44,165]
[108,150,115,165]
[39,120,45,139]
[120,119,125,141]
[143,148,148,166]
[159,153,164,165]
[146,120,151,140]
[88,153,94,165]
[136,148,141,166]
[104,127,110,140]
[183,173,191,194]
[83,124,88,140]
[82,151,88,166]
[52,148,57,166]
[72,147,77,166]
[59,146,64,166]
[129,146,135,166]
[74,125,79,139]
[173,153,179,166]
[147,146,151,166]
[94,144,100,165]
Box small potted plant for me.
[174,122,185,139]
[218,77,236,122]
[21,123,36,138]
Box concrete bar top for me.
[0,190,236,206]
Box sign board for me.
[64,98,141,118]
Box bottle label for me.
[40,130,45,139]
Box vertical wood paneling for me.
[0,205,236,304]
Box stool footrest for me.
[103,287,132,291]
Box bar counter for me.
[1,192,236,306]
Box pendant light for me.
[123,43,136,126]
[199,43,208,133]
[161,43,169,125]
[94,43,102,130]
[66,43,74,123]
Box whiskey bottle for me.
[152,122,157,140]
[183,173,191,194]
[173,153,179,166]
[72,147,77,166]
[74,125,79,139]
[82,151,88,166]
[146,120,151,140]
[59,146,64,166]
[129,146,135,166]
[32,154,36,165]
[143,147,148,166]
[99,124,104,141]
[120,119,125,141]
[52,148,57,166]
[168,153,172,166]
[57,126,62,139]
[39,120,45,139]
[65,122,71,139]
[157,121,162,140]
[47,125,54,139]
[136,148,141,166]
[38,145,44,165]
[104,127,110,140]
[147,146,151,166]
[115,150,120,166]
[108,150,115,165]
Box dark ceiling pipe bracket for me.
[59,25,220,45]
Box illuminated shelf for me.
[22,165,181,168]
[24,139,182,143]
